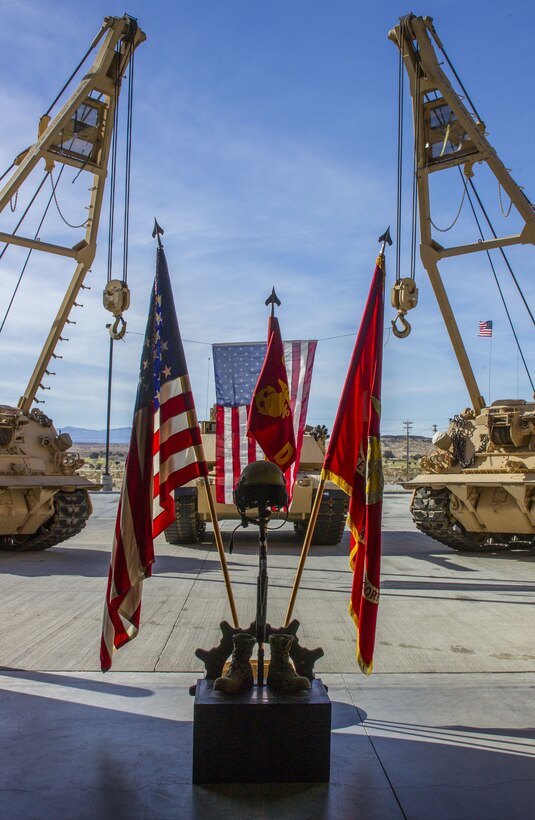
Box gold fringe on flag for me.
[348,601,373,675]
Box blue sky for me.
[0,0,533,436]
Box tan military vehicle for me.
[0,406,94,550]
[0,16,145,551]
[164,421,349,546]
[411,403,535,551]
[390,15,535,551]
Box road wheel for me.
[0,489,92,552]
[164,494,205,545]
[294,492,348,546]
[411,487,513,552]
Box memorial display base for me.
[192,678,331,784]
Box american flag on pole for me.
[100,245,207,672]
[478,320,493,337]
[213,340,317,504]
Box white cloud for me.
[0,1,533,439]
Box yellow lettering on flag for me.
[274,441,295,467]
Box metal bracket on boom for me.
[0,15,145,413]
[390,13,535,413]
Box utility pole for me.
[403,420,413,480]
[432,424,438,434]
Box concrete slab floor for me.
[1,493,535,818]
[1,670,535,819]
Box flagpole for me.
[200,475,240,628]
[284,227,392,628]
[488,334,492,405]
[153,220,240,628]
[283,477,326,627]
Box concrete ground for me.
[1,490,535,818]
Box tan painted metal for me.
[0,16,145,546]
[0,15,145,413]
[390,14,535,414]
[391,15,535,545]
[194,423,336,523]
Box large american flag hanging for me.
[101,246,207,672]
[478,320,493,337]
[213,339,317,504]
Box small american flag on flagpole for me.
[213,340,317,504]
[479,320,493,337]
[100,246,207,671]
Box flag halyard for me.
[321,254,386,675]
[100,246,207,672]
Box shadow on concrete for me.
[0,686,191,820]
[356,722,535,819]
[0,548,223,578]
[1,681,535,819]
[381,577,535,595]
[0,667,153,697]
[331,698,367,729]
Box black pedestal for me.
[192,679,331,784]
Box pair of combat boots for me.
[213,633,311,695]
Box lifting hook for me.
[109,315,127,340]
[391,312,412,338]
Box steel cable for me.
[461,171,534,393]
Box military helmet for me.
[234,460,289,513]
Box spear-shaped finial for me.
[152,218,164,248]
[265,286,281,317]
[378,226,393,252]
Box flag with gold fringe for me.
[100,245,207,672]
[321,252,385,674]
[247,315,297,474]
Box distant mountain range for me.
[60,426,131,444]
[61,427,433,450]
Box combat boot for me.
[213,633,255,694]
[267,634,311,694]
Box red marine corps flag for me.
[247,290,296,474]
[100,237,208,672]
[321,234,389,674]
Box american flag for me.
[479,320,493,337]
[101,246,207,672]
[213,340,317,504]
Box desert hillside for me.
[74,433,434,489]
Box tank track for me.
[0,489,92,552]
[164,494,206,545]
[411,487,534,552]
[295,490,348,546]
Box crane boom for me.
[390,14,535,413]
[0,14,145,414]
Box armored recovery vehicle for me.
[390,15,535,551]
[165,420,349,546]
[0,16,145,550]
